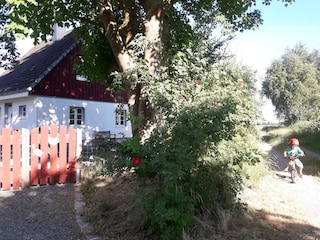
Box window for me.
[4,103,12,128]
[115,109,127,126]
[69,107,84,126]
[19,105,27,118]
[76,75,89,82]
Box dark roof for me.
[0,31,78,95]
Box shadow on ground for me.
[236,208,320,239]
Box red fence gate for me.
[0,125,82,191]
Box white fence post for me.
[21,128,30,188]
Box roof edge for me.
[29,39,80,90]
[0,90,29,100]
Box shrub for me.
[123,96,263,239]
[83,58,265,239]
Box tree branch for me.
[78,16,103,28]
[99,2,127,70]
[118,0,139,46]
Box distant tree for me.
[262,43,320,124]
[1,0,295,137]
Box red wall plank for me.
[59,125,67,183]
[49,125,59,184]
[30,128,40,185]
[67,127,77,183]
[0,134,3,186]
[12,129,21,189]
[39,126,49,185]
[2,128,11,190]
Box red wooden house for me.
[0,31,132,140]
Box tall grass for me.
[242,157,271,188]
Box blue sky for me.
[228,0,320,123]
[229,0,320,76]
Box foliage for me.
[81,139,135,177]
[81,42,265,238]
[133,106,262,239]
[1,0,295,64]
[1,0,296,136]
[262,43,320,124]
[115,51,264,239]
[80,178,97,205]
[0,0,20,69]
[77,32,266,238]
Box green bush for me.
[83,58,265,239]
[121,96,264,239]
[81,139,135,177]
[142,185,194,240]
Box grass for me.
[242,157,271,188]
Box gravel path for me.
[0,183,86,240]
[241,142,320,239]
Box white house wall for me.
[0,95,132,139]
[0,96,37,130]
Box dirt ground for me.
[239,143,320,239]
[83,142,320,239]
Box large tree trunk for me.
[99,0,168,140]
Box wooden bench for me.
[93,131,116,140]
[94,131,111,139]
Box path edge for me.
[74,184,102,240]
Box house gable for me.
[0,31,127,103]
[0,32,77,95]
[30,44,126,103]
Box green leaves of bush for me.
[127,94,262,239]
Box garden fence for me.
[0,125,82,191]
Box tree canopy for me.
[0,0,295,137]
[262,43,320,124]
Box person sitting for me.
[283,138,304,178]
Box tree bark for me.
[99,0,168,139]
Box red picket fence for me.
[0,125,82,191]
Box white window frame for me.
[115,109,127,126]
[19,105,27,119]
[76,75,89,82]
[4,103,12,127]
[69,107,85,126]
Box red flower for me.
[215,101,221,106]
[132,157,141,166]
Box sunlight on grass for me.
[243,157,271,188]
[303,157,320,177]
